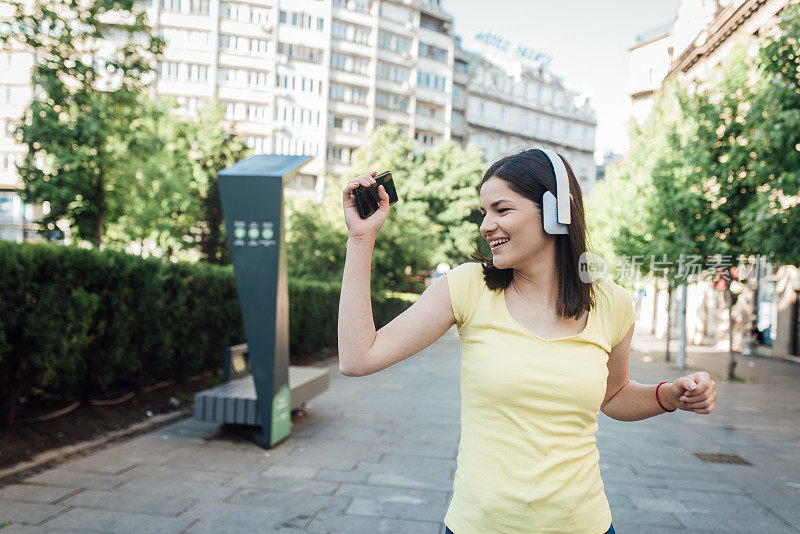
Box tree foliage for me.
[105,99,250,262]
[740,2,800,264]
[592,3,800,285]
[1,0,163,247]
[285,123,486,292]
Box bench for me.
[193,343,330,426]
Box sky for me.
[442,0,681,165]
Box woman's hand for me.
[342,171,391,241]
[669,372,717,414]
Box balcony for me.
[414,114,445,134]
[331,5,373,27]
[415,86,447,107]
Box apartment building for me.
[153,0,456,190]
[0,0,598,239]
[461,43,598,193]
[0,2,34,242]
[628,20,675,126]
[326,0,454,173]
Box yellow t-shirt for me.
[443,262,636,534]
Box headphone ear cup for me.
[542,191,569,235]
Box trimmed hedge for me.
[0,241,416,426]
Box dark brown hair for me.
[469,148,595,319]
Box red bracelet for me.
[656,382,676,412]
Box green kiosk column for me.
[217,154,311,448]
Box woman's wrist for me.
[656,381,678,412]
[348,235,375,248]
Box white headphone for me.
[538,148,571,235]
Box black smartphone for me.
[353,171,399,219]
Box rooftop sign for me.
[472,31,552,70]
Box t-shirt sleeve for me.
[609,281,636,347]
[445,262,483,328]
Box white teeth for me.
[490,238,509,247]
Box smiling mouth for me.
[490,239,509,251]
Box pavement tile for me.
[38,507,194,533]
[307,512,442,534]
[609,508,683,529]
[164,448,269,473]
[629,496,690,513]
[0,484,79,504]
[376,454,457,474]
[121,464,238,485]
[220,488,350,518]
[345,497,448,523]
[24,469,131,491]
[277,453,362,470]
[334,483,450,505]
[315,468,369,484]
[226,472,339,494]
[0,525,91,533]
[261,464,319,479]
[365,472,454,492]
[114,477,239,502]
[54,455,139,476]
[59,488,194,516]
[0,500,69,525]
[605,493,635,510]
[609,523,691,533]
[184,518,310,533]
[366,443,456,460]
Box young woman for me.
[338,148,717,534]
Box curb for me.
[0,408,194,487]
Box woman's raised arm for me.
[337,172,455,376]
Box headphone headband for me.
[538,148,571,225]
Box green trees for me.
[285,123,486,293]
[589,4,800,377]
[2,0,250,261]
[1,0,163,247]
[109,100,250,262]
[741,4,800,265]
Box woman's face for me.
[479,176,551,269]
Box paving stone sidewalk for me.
[1,326,799,533]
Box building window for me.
[279,10,322,31]
[245,136,268,153]
[329,83,367,104]
[331,21,369,44]
[329,115,344,129]
[277,42,323,63]
[375,91,408,111]
[160,28,210,49]
[334,0,370,12]
[377,31,411,53]
[188,0,208,14]
[379,3,412,23]
[217,67,267,88]
[331,53,369,75]
[327,145,348,162]
[376,61,409,82]
[417,71,446,91]
[160,0,181,12]
[157,61,208,82]
[329,83,346,101]
[418,42,447,62]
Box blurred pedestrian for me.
[338,149,717,534]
